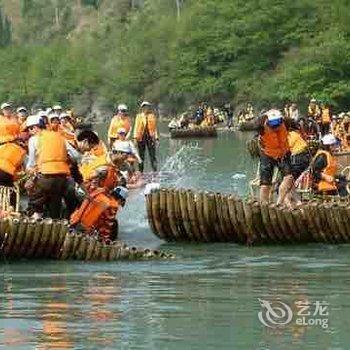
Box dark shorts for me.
[290,151,310,179]
[260,153,291,186]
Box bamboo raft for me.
[170,127,217,139]
[0,217,174,261]
[146,188,350,245]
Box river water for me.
[1,124,350,349]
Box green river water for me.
[1,124,350,349]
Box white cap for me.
[52,105,62,111]
[37,110,48,118]
[16,106,27,113]
[322,134,337,146]
[26,115,42,129]
[310,98,317,103]
[141,101,152,108]
[48,112,60,121]
[117,128,127,134]
[117,104,128,111]
[112,140,132,153]
[266,109,283,121]
[1,102,11,109]
[59,112,70,120]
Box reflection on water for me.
[1,127,350,349]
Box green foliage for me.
[1,0,350,111]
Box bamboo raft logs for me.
[170,127,217,139]
[146,188,350,245]
[246,138,260,158]
[0,217,174,261]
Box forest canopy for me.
[0,0,349,113]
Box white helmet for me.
[266,109,283,127]
[37,110,48,118]
[141,101,152,108]
[117,128,127,134]
[117,104,128,112]
[322,134,337,146]
[112,140,132,154]
[48,112,60,121]
[59,112,70,120]
[1,102,11,109]
[26,115,42,129]
[16,106,27,113]
[52,105,62,111]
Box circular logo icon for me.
[258,298,293,328]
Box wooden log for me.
[274,205,294,243]
[227,195,245,243]
[214,193,229,242]
[235,198,249,244]
[60,231,75,260]
[108,241,122,261]
[186,189,202,242]
[195,191,210,242]
[145,193,158,236]
[26,219,44,258]
[159,188,172,241]
[46,220,61,258]
[173,189,187,240]
[18,218,36,256]
[203,191,216,242]
[85,237,97,261]
[260,203,277,243]
[100,244,110,261]
[321,203,340,243]
[75,236,89,260]
[267,204,284,242]
[242,200,256,244]
[2,218,20,257]
[166,189,181,240]
[11,218,28,258]
[151,190,165,240]
[35,218,53,258]
[179,189,194,241]
[221,194,236,242]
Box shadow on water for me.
[1,124,350,349]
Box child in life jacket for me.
[70,186,128,242]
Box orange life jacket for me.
[314,150,337,192]
[108,116,132,139]
[0,116,20,143]
[133,112,158,141]
[321,107,331,124]
[70,188,119,230]
[261,122,289,159]
[0,142,26,176]
[37,130,70,175]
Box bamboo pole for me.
[267,204,283,242]
[151,190,165,240]
[274,205,293,243]
[160,188,172,241]
[166,189,180,240]
[179,189,193,241]
[195,191,210,242]
[221,194,235,241]
[35,218,53,258]
[85,237,97,261]
[60,231,75,260]
[260,203,277,243]
[91,239,102,260]
[214,193,228,242]
[235,198,249,244]
[108,241,122,261]
[26,219,44,258]
[2,218,20,257]
[173,189,187,240]
[321,203,339,243]
[203,191,215,242]
[75,236,89,260]
[208,192,222,242]
[242,200,256,244]
[186,189,202,242]
[46,220,61,258]
[227,195,245,243]
[145,193,157,236]
[100,243,110,261]
[11,218,28,258]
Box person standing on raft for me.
[256,109,294,206]
[108,104,132,147]
[311,134,347,196]
[133,101,159,173]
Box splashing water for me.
[159,143,213,188]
